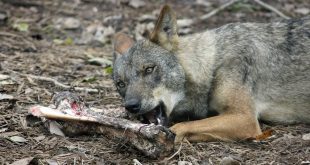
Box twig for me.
[11,71,99,93]
[0,53,8,57]
[27,74,99,93]
[199,0,240,20]
[165,142,183,161]
[185,0,290,28]
[184,138,203,159]
[253,0,290,19]
[0,31,37,51]
[1,0,42,7]
[0,32,20,38]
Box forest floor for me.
[0,0,309,164]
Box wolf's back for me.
[211,16,310,123]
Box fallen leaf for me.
[33,135,46,142]
[20,116,28,129]
[301,161,310,164]
[0,93,14,100]
[271,134,295,144]
[0,12,8,25]
[134,23,154,40]
[0,74,10,80]
[63,17,81,29]
[103,14,123,23]
[81,76,97,83]
[55,17,81,30]
[63,37,73,45]
[177,19,194,28]
[220,156,240,165]
[129,0,145,8]
[283,133,295,139]
[0,131,20,138]
[179,28,192,35]
[48,121,65,137]
[52,37,73,45]
[93,26,115,44]
[294,8,310,15]
[178,161,192,165]
[9,136,28,143]
[284,4,295,12]
[138,14,156,22]
[24,88,33,94]
[302,133,310,141]
[13,22,29,32]
[77,25,115,45]
[10,157,34,165]
[46,159,59,165]
[88,57,112,67]
[53,39,63,45]
[196,0,211,7]
[0,128,8,133]
[104,66,113,75]
[0,79,16,85]
[255,129,273,141]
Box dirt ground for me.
[0,0,309,164]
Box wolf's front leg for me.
[170,113,261,142]
[170,82,262,142]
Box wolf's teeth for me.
[156,117,161,125]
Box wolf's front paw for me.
[170,123,187,142]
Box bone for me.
[29,93,175,159]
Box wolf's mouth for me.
[140,102,167,126]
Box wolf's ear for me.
[150,5,178,51]
[113,32,135,60]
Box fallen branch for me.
[183,0,290,28]
[11,71,99,93]
[199,0,240,21]
[253,0,290,20]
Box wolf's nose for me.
[125,99,141,113]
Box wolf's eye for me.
[145,66,155,74]
[117,81,125,88]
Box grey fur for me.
[113,40,186,116]
[210,17,310,123]
[113,16,310,125]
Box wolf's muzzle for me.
[125,98,141,113]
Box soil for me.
[0,0,309,164]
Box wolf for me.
[112,5,310,142]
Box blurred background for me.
[0,0,309,48]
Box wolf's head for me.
[112,6,186,125]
